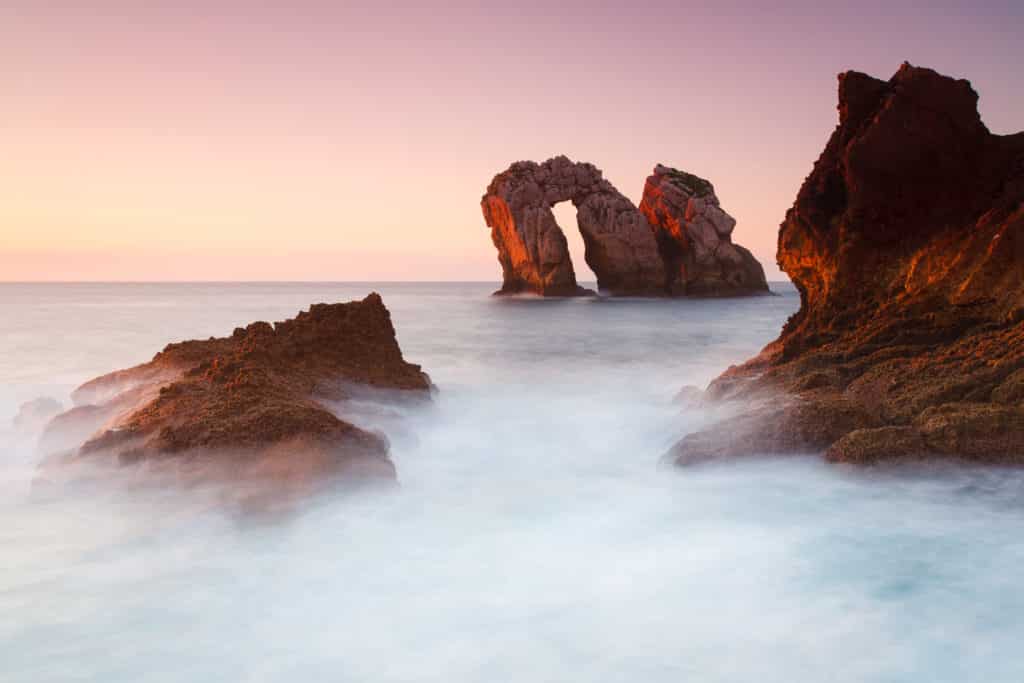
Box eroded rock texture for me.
[481,156,767,296]
[40,294,431,491]
[481,156,663,295]
[641,165,768,295]
[670,63,1024,467]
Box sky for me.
[2,1,1022,282]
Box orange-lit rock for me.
[670,63,1024,466]
[481,156,767,296]
[40,294,431,490]
[640,165,768,295]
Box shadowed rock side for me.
[481,156,768,296]
[40,293,431,490]
[670,63,1024,467]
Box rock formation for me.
[39,293,431,490]
[481,156,768,296]
[669,63,1024,466]
[481,157,663,295]
[640,165,767,295]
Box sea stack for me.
[670,63,1024,466]
[481,156,768,296]
[39,293,431,491]
[640,165,768,295]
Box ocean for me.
[2,282,1023,682]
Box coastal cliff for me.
[671,63,1024,465]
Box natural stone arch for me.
[481,156,769,297]
[481,156,665,295]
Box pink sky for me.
[2,1,1022,281]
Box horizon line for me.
[0,279,794,285]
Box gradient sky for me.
[3,1,1022,281]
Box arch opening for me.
[550,201,597,289]
[481,156,768,297]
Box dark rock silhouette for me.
[669,63,1024,466]
[481,156,768,296]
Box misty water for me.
[3,282,1024,682]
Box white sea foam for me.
[2,282,1023,682]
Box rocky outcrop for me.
[669,63,1024,467]
[481,156,768,296]
[39,294,431,489]
[640,165,768,295]
[481,157,664,295]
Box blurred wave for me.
[3,282,1023,682]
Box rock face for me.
[481,156,768,296]
[40,294,431,489]
[481,156,664,295]
[670,63,1024,466]
[640,165,768,295]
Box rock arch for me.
[481,156,664,295]
[481,156,768,296]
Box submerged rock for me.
[481,156,767,296]
[670,63,1024,466]
[40,293,431,490]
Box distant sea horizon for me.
[0,278,795,285]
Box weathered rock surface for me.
[670,63,1024,466]
[481,156,768,296]
[40,293,431,489]
[640,165,768,295]
[481,156,663,295]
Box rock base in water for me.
[481,156,768,297]
[40,293,431,492]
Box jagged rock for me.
[640,165,768,295]
[668,63,1024,467]
[39,294,431,491]
[481,156,767,296]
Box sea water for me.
[2,282,1023,682]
